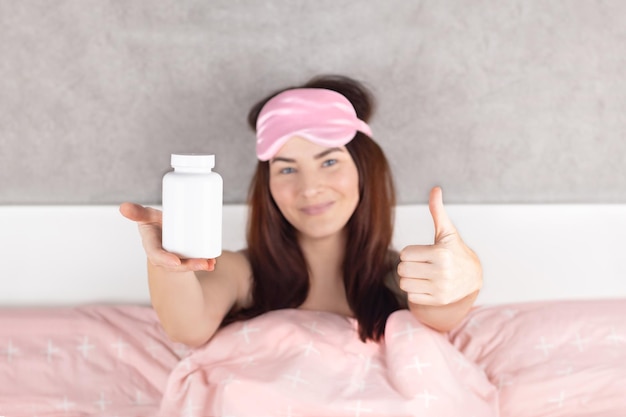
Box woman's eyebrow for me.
[270,156,295,164]
[271,147,344,164]
[314,147,344,159]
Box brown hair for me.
[226,75,401,341]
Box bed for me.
[1,203,625,416]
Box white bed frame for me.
[1,204,625,307]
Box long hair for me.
[225,75,401,341]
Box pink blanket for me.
[0,305,182,417]
[450,299,626,417]
[159,309,499,416]
[2,300,625,416]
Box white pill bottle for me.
[162,154,223,259]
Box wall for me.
[1,0,625,205]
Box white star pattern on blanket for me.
[234,323,260,344]
[417,390,438,408]
[111,338,129,359]
[55,396,75,412]
[571,332,591,352]
[43,339,61,363]
[282,368,310,389]
[303,321,326,335]
[76,336,95,359]
[606,326,625,345]
[93,391,111,411]
[534,336,555,357]
[299,340,320,357]
[404,355,432,375]
[2,340,19,363]
[391,322,423,341]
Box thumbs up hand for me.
[397,187,483,306]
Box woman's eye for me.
[279,167,295,174]
[322,159,337,167]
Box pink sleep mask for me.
[255,88,372,161]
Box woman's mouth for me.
[300,202,334,215]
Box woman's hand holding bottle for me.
[119,202,215,272]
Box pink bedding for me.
[1,299,625,416]
[450,299,626,417]
[159,309,498,416]
[0,305,182,417]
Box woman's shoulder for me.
[209,249,253,291]
[220,249,253,271]
[234,248,251,260]
[215,249,254,309]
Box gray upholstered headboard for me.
[1,1,625,205]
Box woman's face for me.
[269,136,360,242]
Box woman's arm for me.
[147,250,252,347]
[120,203,251,347]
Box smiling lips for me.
[300,201,334,216]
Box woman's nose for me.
[300,172,323,197]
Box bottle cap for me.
[171,154,215,169]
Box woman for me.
[120,75,482,347]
